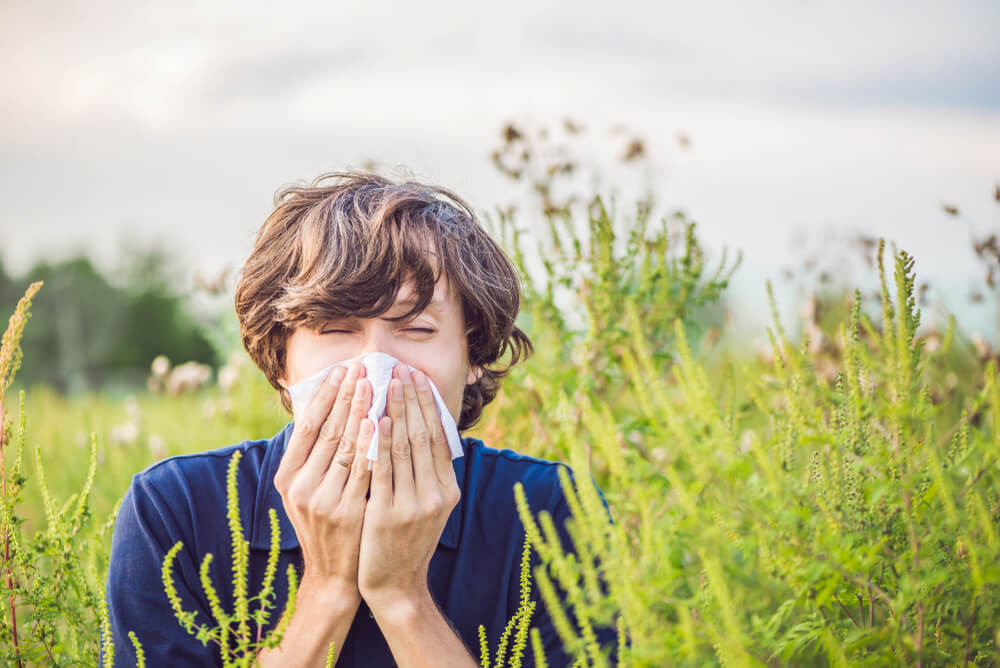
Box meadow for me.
[2,127,999,666]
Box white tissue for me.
[287,352,463,469]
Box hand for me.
[273,362,374,605]
[357,364,461,610]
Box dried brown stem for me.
[1,400,23,668]
[833,595,859,627]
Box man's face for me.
[278,276,481,425]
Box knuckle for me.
[296,421,316,438]
[286,483,311,509]
[391,442,411,459]
[317,380,338,401]
[318,422,341,443]
[339,382,356,402]
[306,497,328,516]
[412,427,430,447]
[397,508,417,524]
[423,494,444,515]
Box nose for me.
[358,323,397,359]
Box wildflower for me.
[218,364,239,393]
[110,422,140,447]
[148,433,167,459]
[151,355,171,379]
[166,361,213,395]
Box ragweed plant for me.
[147,449,299,667]
[505,239,1000,666]
[0,282,114,666]
[479,121,739,468]
[478,535,536,668]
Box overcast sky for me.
[2,0,998,336]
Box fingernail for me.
[413,370,427,388]
[391,381,403,400]
[330,367,346,384]
[400,366,412,384]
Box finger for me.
[339,375,373,466]
[296,364,364,485]
[370,416,393,507]
[388,379,416,506]
[277,364,352,478]
[411,369,455,488]
[396,365,436,493]
[339,418,374,513]
[317,378,367,501]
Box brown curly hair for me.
[234,171,533,432]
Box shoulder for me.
[120,429,286,547]
[130,437,269,506]
[460,437,611,523]
[461,437,574,514]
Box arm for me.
[253,576,358,666]
[368,590,478,668]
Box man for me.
[104,172,615,666]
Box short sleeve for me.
[102,472,221,667]
[518,466,619,668]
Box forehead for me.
[392,276,457,313]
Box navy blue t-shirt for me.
[104,423,617,666]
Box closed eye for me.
[321,328,434,334]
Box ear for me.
[466,364,484,385]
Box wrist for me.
[363,585,434,625]
[300,573,362,612]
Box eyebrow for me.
[394,296,446,311]
[322,296,446,325]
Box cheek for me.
[285,336,346,384]
[415,362,465,404]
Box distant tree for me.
[1,249,217,393]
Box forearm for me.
[368,589,478,668]
[255,576,360,667]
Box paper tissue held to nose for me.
[287,352,464,469]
